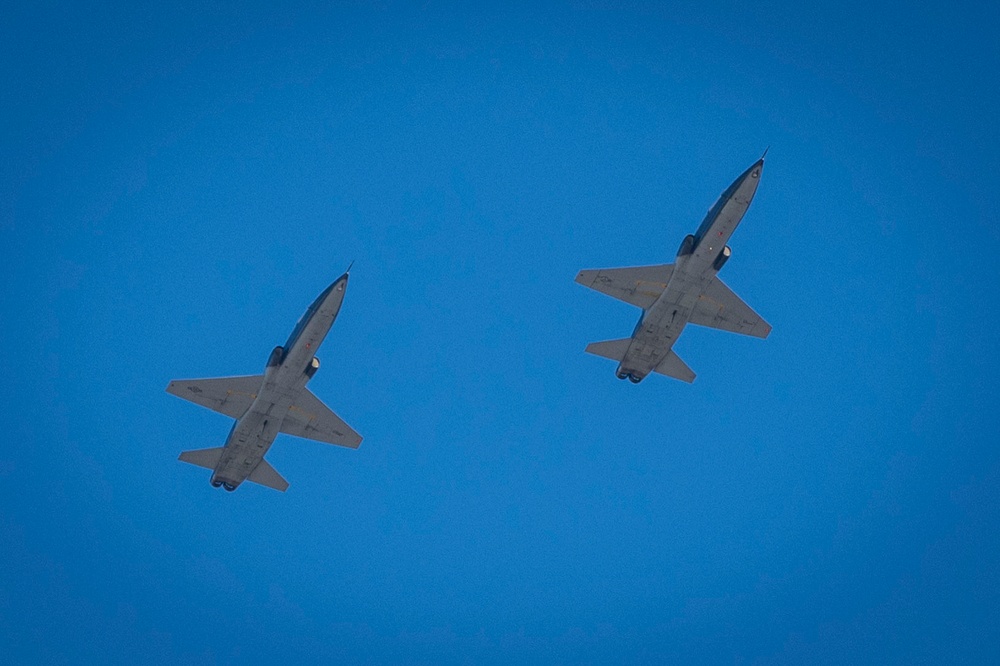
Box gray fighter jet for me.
[167,271,362,492]
[576,157,771,383]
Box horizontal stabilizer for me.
[585,338,632,362]
[178,447,225,470]
[654,350,696,383]
[575,264,674,309]
[281,388,363,449]
[166,375,264,419]
[688,277,771,338]
[248,459,289,492]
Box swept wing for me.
[575,264,674,309]
[281,388,363,449]
[166,375,262,419]
[688,278,772,338]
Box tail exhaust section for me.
[585,338,696,383]
[178,448,288,492]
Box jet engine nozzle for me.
[305,356,320,379]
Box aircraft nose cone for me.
[729,158,764,204]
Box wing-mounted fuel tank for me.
[677,234,696,257]
[713,246,732,271]
[305,357,320,379]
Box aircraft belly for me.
[626,319,686,366]
[700,202,748,256]
[624,319,686,374]
[214,400,287,485]
[622,283,698,375]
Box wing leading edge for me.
[575,264,674,309]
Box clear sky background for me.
[3,1,999,663]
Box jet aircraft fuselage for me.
[576,158,771,383]
[168,272,362,492]
[621,159,764,381]
[211,274,349,489]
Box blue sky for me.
[3,1,999,663]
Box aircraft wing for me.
[166,375,263,419]
[688,277,772,338]
[575,264,674,309]
[281,388,363,449]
